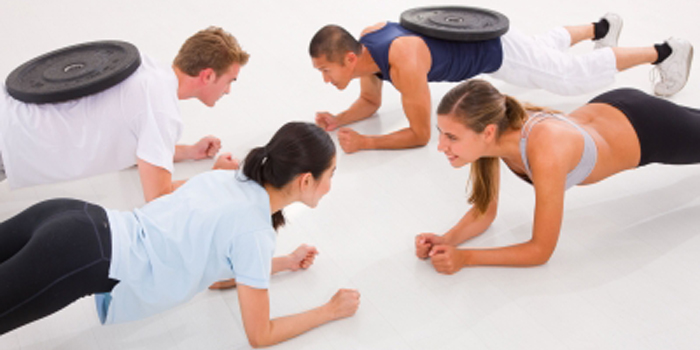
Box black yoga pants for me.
[590,88,700,166]
[0,199,118,335]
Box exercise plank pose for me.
[309,13,692,154]
[0,27,247,201]
[417,79,700,274]
[0,123,360,347]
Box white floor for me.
[2,0,700,349]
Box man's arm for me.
[139,153,238,203]
[339,36,432,152]
[173,135,221,162]
[137,159,183,202]
[316,75,383,131]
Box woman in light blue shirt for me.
[0,122,360,347]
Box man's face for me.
[200,63,241,107]
[311,54,354,90]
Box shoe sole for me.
[657,44,694,97]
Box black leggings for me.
[590,88,700,166]
[0,199,118,335]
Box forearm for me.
[249,305,333,348]
[362,127,428,150]
[462,241,554,267]
[443,206,495,246]
[271,256,291,274]
[173,145,191,162]
[143,179,186,202]
[172,179,186,191]
[336,97,380,126]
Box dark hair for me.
[309,24,362,63]
[242,122,336,230]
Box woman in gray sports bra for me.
[415,78,700,274]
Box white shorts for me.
[489,27,618,95]
[0,152,5,182]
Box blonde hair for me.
[173,26,250,77]
[437,79,531,214]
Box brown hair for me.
[173,26,250,77]
[309,25,362,64]
[436,79,529,214]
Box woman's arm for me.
[429,127,570,273]
[416,161,500,258]
[444,163,501,245]
[238,285,360,348]
[210,245,318,290]
[272,244,318,274]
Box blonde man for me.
[0,26,249,201]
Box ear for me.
[298,172,314,192]
[483,124,498,143]
[197,68,216,84]
[344,51,357,66]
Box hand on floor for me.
[288,244,319,271]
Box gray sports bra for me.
[519,112,598,190]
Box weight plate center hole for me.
[63,63,85,73]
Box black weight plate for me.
[5,40,141,104]
[400,6,509,42]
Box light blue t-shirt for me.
[96,170,276,324]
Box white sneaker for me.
[652,38,694,97]
[593,13,623,49]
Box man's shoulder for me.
[122,55,175,88]
[361,21,388,37]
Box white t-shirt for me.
[98,170,276,324]
[0,54,183,189]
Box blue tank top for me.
[358,22,503,83]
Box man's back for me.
[359,22,503,83]
[0,54,183,189]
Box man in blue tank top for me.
[308,15,692,153]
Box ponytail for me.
[503,95,527,131]
[468,157,498,214]
[242,147,286,229]
[241,122,335,230]
[467,97,522,214]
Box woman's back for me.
[103,170,276,324]
[567,102,642,184]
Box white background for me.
[2,0,700,349]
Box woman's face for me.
[436,114,490,168]
[301,156,336,208]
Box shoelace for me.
[649,66,663,86]
[649,64,679,90]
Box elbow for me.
[531,255,552,267]
[246,329,276,349]
[144,192,159,203]
[413,128,431,147]
[247,335,269,349]
[361,95,382,112]
[528,244,555,266]
[144,187,172,203]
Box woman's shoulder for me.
[525,116,583,176]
